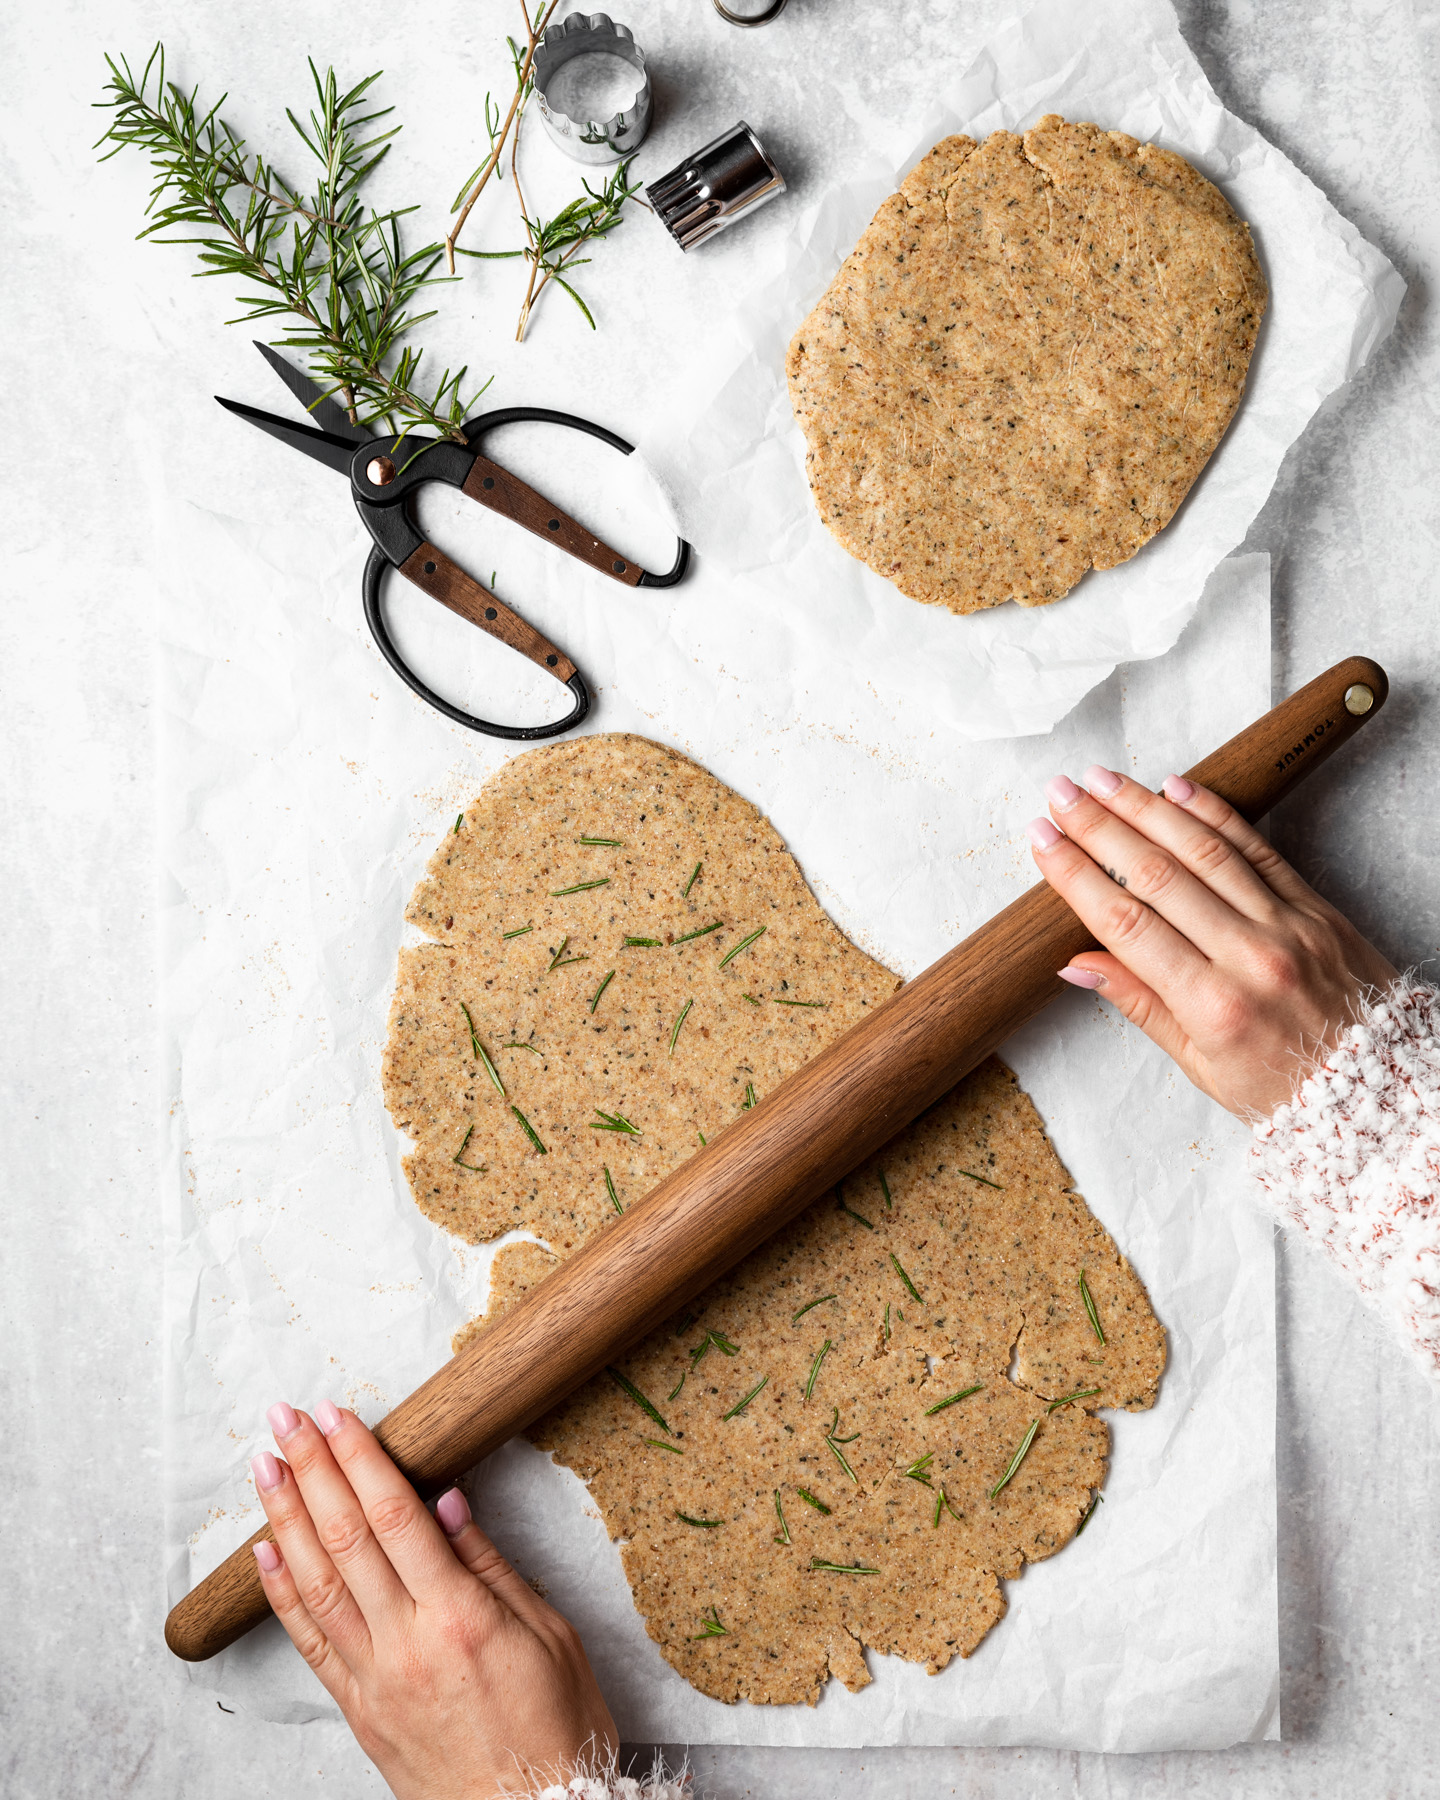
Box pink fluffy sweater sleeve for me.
[1251,978,1440,1387]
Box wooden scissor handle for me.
[398,542,578,682]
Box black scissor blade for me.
[252,341,368,442]
[215,395,358,477]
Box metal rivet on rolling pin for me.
[645,122,786,251]
[1344,683,1375,715]
[367,456,396,486]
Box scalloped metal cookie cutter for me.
[532,13,652,164]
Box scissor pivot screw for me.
[367,455,396,486]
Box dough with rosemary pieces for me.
[786,114,1267,615]
[384,735,1166,1702]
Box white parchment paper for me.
[637,0,1403,747]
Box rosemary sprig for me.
[879,1171,892,1209]
[603,1166,623,1215]
[923,1384,983,1417]
[719,926,767,969]
[503,922,533,939]
[97,49,485,443]
[742,1082,758,1110]
[511,1106,546,1153]
[550,877,610,896]
[1075,1493,1103,1536]
[644,1437,682,1455]
[990,1419,1040,1500]
[676,1511,724,1529]
[590,1108,640,1135]
[773,1489,791,1544]
[791,1293,836,1327]
[796,1487,830,1515]
[960,1168,1003,1189]
[904,1452,935,1487]
[1047,1386,1101,1413]
[588,969,615,1013]
[674,920,723,945]
[623,935,661,948]
[824,1407,860,1484]
[547,935,589,971]
[453,813,464,833]
[452,1125,484,1171]
[682,861,702,897]
[692,1605,728,1639]
[889,1253,923,1304]
[722,1375,769,1420]
[577,835,623,846]
[805,1339,832,1401]
[810,1559,879,1576]
[668,998,693,1055]
[1079,1270,1106,1344]
[606,1366,670,1435]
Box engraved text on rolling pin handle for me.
[1275,716,1336,771]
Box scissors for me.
[216,344,691,740]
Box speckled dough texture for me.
[388,736,1165,1704]
[786,114,1267,615]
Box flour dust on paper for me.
[383,735,1165,1703]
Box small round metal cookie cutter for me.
[713,0,789,24]
[532,12,652,164]
[646,121,786,251]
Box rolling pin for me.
[167,654,1388,1661]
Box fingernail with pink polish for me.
[1163,774,1196,803]
[266,1401,300,1442]
[1084,765,1123,798]
[254,1540,282,1573]
[436,1487,472,1539]
[1058,966,1106,990]
[315,1400,344,1438]
[1044,774,1082,812]
[1026,817,1064,851]
[252,1452,284,1493]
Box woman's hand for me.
[1027,766,1396,1118]
[250,1401,616,1800]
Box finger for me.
[434,1486,554,1627]
[316,1402,482,1610]
[251,1445,373,1669]
[1076,766,1285,923]
[1044,775,1253,958]
[1157,775,1323,910]
[1057,954,1195,1071]
[267,1403,410,1633]
[1027,817,1212,1001]
[252,1534,358,1711]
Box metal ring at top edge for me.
[713,0,788,22]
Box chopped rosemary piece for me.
[837,1188,875,1229]
[905,1451,935,1487]
[990,1419,1040,1500]
[790,1293,836,1326]
[667,1373,686,1402]
[645,1437,683,1455]
[546,935,589,970]
[742,993,761,1005]
[676,1511,724,1529]
[889,1252,923,1303]
[674,920,723,945]
[460,1000,483,1060]
[460,1006,504,1096]
[550,877,611,896]
[932,1486,963,1528]
[722,1374,769,1419]
[502,922,533,939]
[674,1311,696,1337]
[682,861,702,897]
[503,1041,543,1054]
[809,1559,879,1575]
[773,1489,791,1544]
[959,1167,1003,1189]
[577,835,623,846]
[603,1166,623,1214]
[623,935,661,948]
[1075,1493,1103,1536]
[453,813,463,833]
[796,1487,830,1515]
[606,1366,670,1434]
[824,1406,860,1483]
[774,998,824,1008]
[451,1125,484,1171]
[879,1170,892,1209]
[668,998,693,1055]
[1079,1269,1106,1344]
[690,1329,739,1368]
[697,1131,706,1146]
[804,1338,832,1401]
[511,1106,546,1155]
[692,1605,728,1638]
[1047,1385,1101,1413]
[742,1081,758,1110]
[923,1384,983,1416]
[590,1108,640,1135]
[588,969,615,1013]
[718,925,767,969]
[883,1302,891,1342]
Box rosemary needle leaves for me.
[722,1375,769,1420]
[923,1384,983,1417]
[623,935,662,948]
[503,1040,543,1055]
[676,1511,724,1529]
[879,1170,892,1209]
[889,1252,923,1304]
[606,1367,670,1435]
[773,1490,791,1544]
[603,1166,623,1215]
[1075,1493,1104,1536]
[451,1125,484,1172]
[742,1081,758,1110]
[774,998,825,1008]
[645,1438,683,1455]
[550,877,610,897]
[577,835,623,846]
[459,1005,504,1097]
[790,1293,836,1327]
[960,1168,1003,1189]
[459,1001,483,1060]
[588,969,615,1014]
[718,925,767,969]
[905,1451,935,1487]
[796,1487,830,1515]
[547,935,589,971]
[682,861,702,897]
[932,1487,963,1528]
[692,1605,728,1639]
[673,920,723,945]
[502,922,533,939]
[810,1559,880,1576]
[824,1407,860,1483]
[511,1106,546,1154]
[1047,1385,1101,1413]
[590,1108,640,1135]
[804,1338,832,1401]
[837,1187,875,1230]
[990,1419,1040,1500]
[690,1329,739,1368]
[453,813,464,833]
[668,998,693,1056]
[1079,1269,1106,1344]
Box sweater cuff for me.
[1251,977,1440,1389]
[529,1754,690,1800]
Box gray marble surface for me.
[3,0,1438,1795]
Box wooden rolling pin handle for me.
[165,655,1388,1662]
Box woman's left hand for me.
[250,1400,616,1800]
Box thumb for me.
[434,1486,553,1623]
[1058,953,1194,1069]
